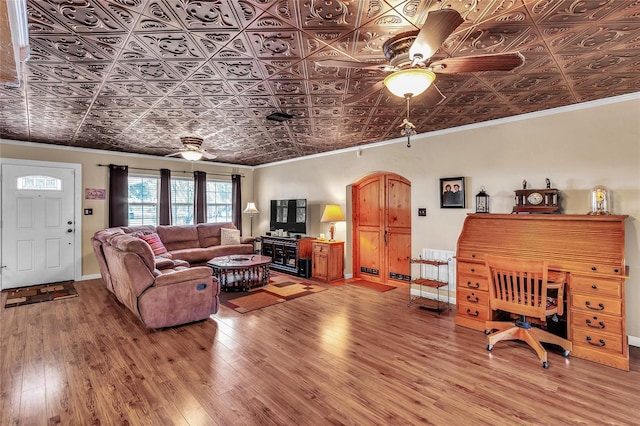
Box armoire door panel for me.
[357,178,383,227]
[387,231,412,283]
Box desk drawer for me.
[571,294,622,316]
[457,261,485,276]
[571,311,623,336]
[572,328,624,354]
[458,288,489,306]
[571,275,622,298]
[458,273,489,292]
[457,301,491,321]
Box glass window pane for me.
[206,180,232,223]
[128,175,159,226]
[171,178,194,225]
[17,175,62,191]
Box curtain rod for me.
[97,164,243,178]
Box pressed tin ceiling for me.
[0,0,639,166]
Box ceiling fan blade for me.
[201,151,218,160]
[431,52,525,74]
[409,9,464,62]
[343,80,386,104]
[315,59,390,71]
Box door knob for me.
[67,220,73,225]
[67,229,73,233]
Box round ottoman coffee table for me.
[207,254,272,291]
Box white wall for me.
[254,93,640,341]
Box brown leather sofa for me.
[91,222,255,328]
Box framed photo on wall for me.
[440,177,465,208]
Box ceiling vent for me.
[266,112,293,122]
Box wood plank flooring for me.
[1,277,639,425]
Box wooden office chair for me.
[484,255,572,368]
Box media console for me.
[261,235,313,276]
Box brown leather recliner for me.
[98,232,219,328]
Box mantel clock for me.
[513,188,560,214]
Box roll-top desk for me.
[454,214,629,370]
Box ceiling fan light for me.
[180,150,203,161]
[384,69,436,98]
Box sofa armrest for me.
[240,236,256,245]
[154,266,212,287]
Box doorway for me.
[1,159,82,290]
[352,172,411,285]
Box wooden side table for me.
[312,240,344,282]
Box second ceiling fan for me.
[316,8,525,106]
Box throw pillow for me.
[220,228,241,245]
[139,232,168,256]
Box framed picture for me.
[440,177,465,208]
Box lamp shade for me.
[383,69,436,98]
[321,205,345,223]
[180,150,203,161]
[243,202,259,214]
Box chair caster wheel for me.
[542,361,548,369]
[487,344,493,351]
[562,349,570,357]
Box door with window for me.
[1,163,77,289]
[352,172,411,285]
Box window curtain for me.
[159,168,172,225]
[194,171,207,224]
[232,173,242,233]
[108,164,129,227]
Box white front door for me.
[1,163,77,289]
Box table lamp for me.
[243,202,259,236]
[320,204,345,242]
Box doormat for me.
[220,281,327,314]
[3,281,78,308]
[348,280,397,292]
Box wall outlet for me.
[418,208,426,216]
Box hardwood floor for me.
[1,277,639,425]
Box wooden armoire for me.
[352,172,411,285]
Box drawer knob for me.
[466,294,479,303]
[585,301,605,311]
[466,281,480,289]
[586,336,606,347]
[591,266,597,271]
[471,254,476,258]
[591,284,597,289]
[470,268,475,273]
[466,308,479,317]
[585,318,606,329]
[614,268,620,273]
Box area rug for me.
[220,281,327,314]
[348,280,397,292]
[3,281,78,308]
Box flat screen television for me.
[270,199,307,234]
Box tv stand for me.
[261,235,313,276]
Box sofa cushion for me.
[139,232,168,256]
[157,225,200,250]
[221,228,241,245]
[107,233,156,273]
[196,222,236,247]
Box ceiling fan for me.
[166,136,217,161]
[315,8,525,106]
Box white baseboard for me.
[629,335,640,348]
[344,273,353,279]
[81,274,101,281]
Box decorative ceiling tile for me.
[1,0,639,165]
